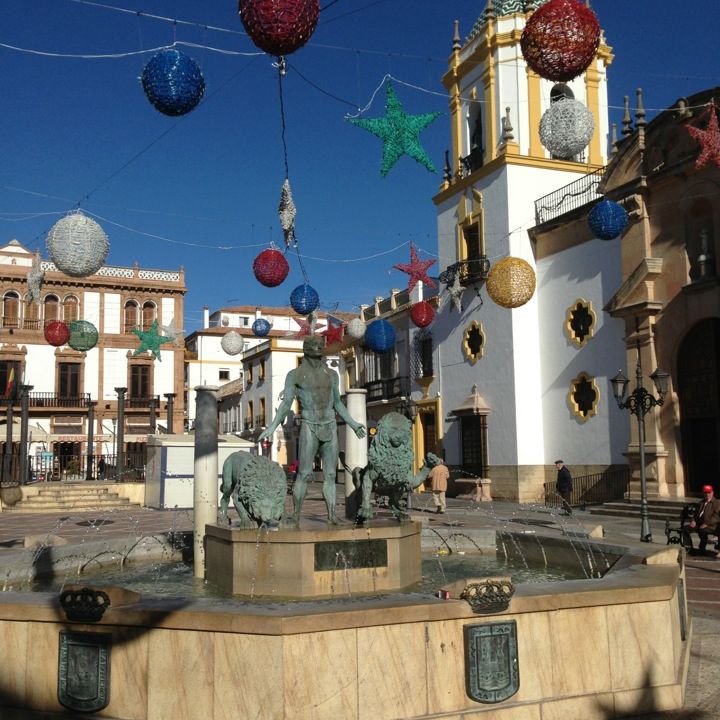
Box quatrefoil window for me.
[566,299,596,347]
[463,321,485,364]
[569,372,600,422]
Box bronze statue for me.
[259,335,365,525]
[345,412,430,522]
[219,451,286,528]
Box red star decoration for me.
[292,316,324,339]
[323,322,344,346]
[686,103,720,170]
[393,242,437,292]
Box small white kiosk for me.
[145,434,256,509]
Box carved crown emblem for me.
[460,579,515,614]
[59,588,111,623]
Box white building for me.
[185,305,353,465]
[432,2,627,501]
[0,239,186,477]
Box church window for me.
[463,321,485,364]
[569,372,599,422]
[565,299,596,347]
[550,84,574,103]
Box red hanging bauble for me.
[521,0,601,82]
[44,321,70,347]
[410,301,435,328]
[253,248,290,287]
[239,0,320,56]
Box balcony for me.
[254,414,266,428]
[440,257,491,289]
[244,420,253,432]
[459,147,484,178]
[27,392,92,408]
[534,166,605,225]
[363,377,409,402]
[125,395,160,409]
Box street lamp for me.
[399,397,419,509]
[611,348,670,543]
[261,436,272,457]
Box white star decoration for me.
[161,317,184,346]
[26,252,44,305]
[447,273,464,312]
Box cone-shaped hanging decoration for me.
[278,179,297,248]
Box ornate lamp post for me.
[611,352,670,543]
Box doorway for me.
[678,318,720,492]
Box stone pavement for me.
[1,492,720,718]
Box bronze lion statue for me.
[346,412,430,523]
[219,451,286,529]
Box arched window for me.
[142,301,156,331]
[63,295,79,324]
[124,300,139,333]
[44,295,59,326]
[2,291,20,328]
[550,83,575,103]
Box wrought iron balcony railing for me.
[363,376,410,402]
[439,257,490,288]
[28,392,92,408]
[534,166,605,225]
[125,395,160,409]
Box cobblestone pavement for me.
[2,493,720,718]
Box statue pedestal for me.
[205,519,422,598]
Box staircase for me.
[4,484,141,513]
[589,498,694,521]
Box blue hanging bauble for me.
[141,48,205,116]
[290,283,319,315]
[252,318,271,337]
[588,199,628,241]
[364,319,395,353]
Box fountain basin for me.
[0,534,689,720]
[205,519,422,598]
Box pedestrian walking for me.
[427,454,449,514]
[555,459,573,515]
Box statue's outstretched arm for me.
[259,372,297,441]
[332,373,365,438]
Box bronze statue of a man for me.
[259,335,365,525]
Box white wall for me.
[102,348,127,399]
[104,293,120,334]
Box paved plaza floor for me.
[1,491,719,718]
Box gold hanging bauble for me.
[486,257,536,309]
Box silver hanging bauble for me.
[221,330,245,356]
[346,317,367,339]
[46,210,109,277]
[539,98,595,159]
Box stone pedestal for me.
[205,519,421,598]
[480,478,492,502]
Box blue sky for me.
[1,0,718,332]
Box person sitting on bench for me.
[683,485,720,553]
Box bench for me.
[665,503,720,550]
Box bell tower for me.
[432,0,615,501]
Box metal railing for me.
[126,396,160,409]
[534,166,605,225]
[28,392,92,408]
[364,376,410,402]
[543,466,630,509]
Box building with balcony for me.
[185,305,353,465]
[341,285,440,467]
[0,239,186,478]
[430,2,624,501]
[531,87,720,499]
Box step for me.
[4,500,140,513]
[35,489,114,499]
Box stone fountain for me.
[0,347,692,719]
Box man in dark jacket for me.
[684,485,720,553]
[555,460,573,516]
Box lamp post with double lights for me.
[611,352,670,543]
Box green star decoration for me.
[132,320,174,361]
[348,82,442,178]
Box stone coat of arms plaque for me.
[464,621,519,703]
[58,631,111,713]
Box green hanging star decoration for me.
[132,320,173,361]
[347,81,442,177]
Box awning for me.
[450,384,490,416]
